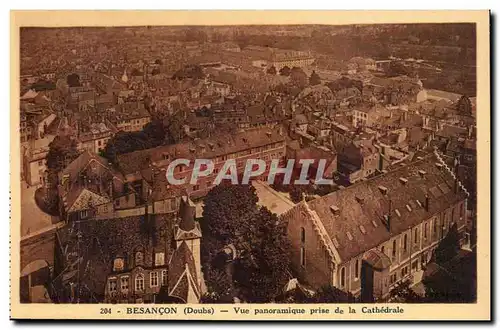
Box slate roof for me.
[168,241,200,303]
[295,152,467,262]
[56,214,173,302]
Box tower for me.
[121,68,128,84]
[173,196,202,288]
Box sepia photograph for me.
[10,10,490,320]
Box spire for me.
[179,196,196,231]
[121,68,128,83]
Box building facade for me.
[280,151,469,301]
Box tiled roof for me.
[61,151,117,182]
[116,126,285,175]
[65,187,110,213]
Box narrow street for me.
[20,181,58,237]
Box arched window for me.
[424,223,428,239]
[403,234,408,252]
[135,273,144,291]
[300,247,306,267]
[414,228,419,244]
[300,227,306,244]
[381,246,385,255]
[340,267,346,288]
[354,259,359,279]
[392,240,397,258]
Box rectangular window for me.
[412,259,419,271]
[150,272,159,287]
[300,247,306,267]
[401,266,408,278]
[161,270,167,286]
[80,210,88,219]
[155,253,165,266]
[392,240,397,258]
[120,277,129,291]
[108,278,117,293]
[390,273,397,285]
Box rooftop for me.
[284,151,467,262]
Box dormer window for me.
[330,205,340,215]
[378,185,388,195]
[155,252,165,266]
[135,251,144,266]
[80,209,88,219]
[113,257,124,272]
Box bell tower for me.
[174,196,202,287]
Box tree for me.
[202,182,259,243]
[164,111,186,144]
[151,67,161,76]
[309,70,321,86]
[309,284,356,303]
[45,136,80,210]
[279,66,291,76]
[66,73,81,87]
[422,251,476,303]
[389,279,423,303]
[201,265,233,303]
[289,185,305,203]
[172,65,204,80]
[435,223,461,264]
[131,68,143,77]
[387,61,415,77]
[233,207,292,303]
[46,136,80,175]
[102,119,167,164]
[290,67,308,88]
[266,66,277,75]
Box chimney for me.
[425,194,429,211]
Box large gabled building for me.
[53,196,202,304]
[280,150,470,302]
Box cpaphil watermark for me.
[165,158,334,185]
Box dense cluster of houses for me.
[19,28,476,304]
